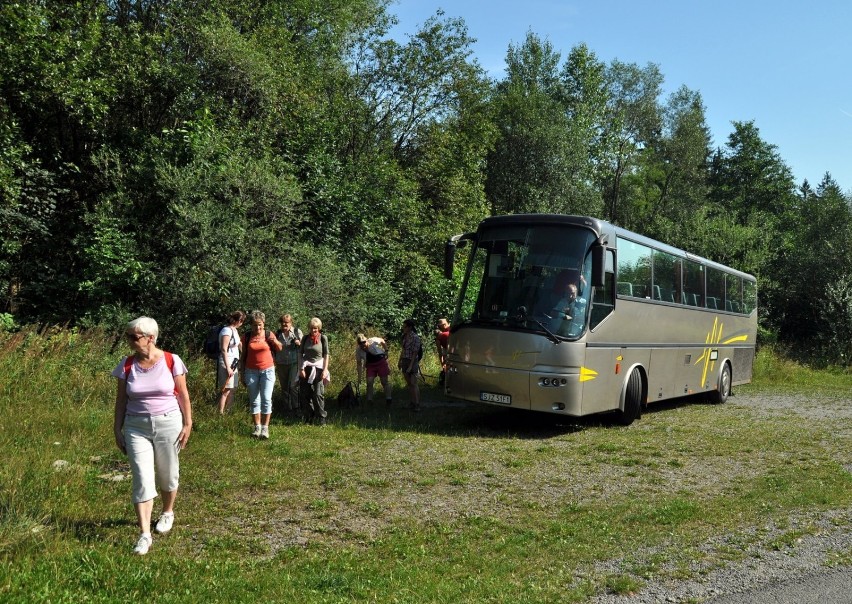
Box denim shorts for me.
[123,411,183,503]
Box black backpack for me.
[417,337,423,360]
[203,324,225,359]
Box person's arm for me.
[238,335,247,382]
[267,330,283,353]
[220,332,232,377]
[174,373,193,449]
[114,379,127,454]
[356,348,364,382]
[322,336,329,374]
[407,336,418,374]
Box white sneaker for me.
[260,425,269,439]
[251,424,262,438]
[133,533,152,555]
[155,512,174,534]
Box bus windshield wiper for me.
[514,306,560,344]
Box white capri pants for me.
[123,411,183,504]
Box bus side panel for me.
[731,346,755,386]
[581,347,652,414]
[581,346,622,414]
[648,348,681,402]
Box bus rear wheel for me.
[614,368,643,425]
[709,362,731,405]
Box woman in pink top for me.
[112,316,192,555]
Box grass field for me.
[1,327,850,603]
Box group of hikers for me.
[213,310,452,434]
[112,312,452,555]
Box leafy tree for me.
[599,60,663,225]
[768,174,852,362]
[554,43,608,214]
[486,33,577,215]
[634,86,712,244]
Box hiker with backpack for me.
[216,310,245,415]
[355,333,392,406]
[112,316,193,555]
[274,314,302,414]
[239,310,282,439]
[398,318,422,412]
[299,317,330,425]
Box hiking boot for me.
[260,425,269,439]
[251,424,262,438]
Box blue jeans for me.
[245,367,275,415]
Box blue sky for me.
[389,0,852,192]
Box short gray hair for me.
[250,310,266,324]
[127,316,159,342]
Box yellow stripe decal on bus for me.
[579,367,598,382]
[699,317,722,388]
[722,335,749,344]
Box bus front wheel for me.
[614,368,643,426]
[710,362,731,405]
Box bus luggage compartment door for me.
[447,362,531,410]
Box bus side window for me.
[591,250,615,329]
[616,237,651,300]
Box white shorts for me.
[123,411,183,503]
[217,361,239,390]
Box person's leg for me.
[289,363,300,411]
[407,372,420,411]
[124,415,158,547]
[216,361,235,414]
[315,379,326,422]
[299,377,312,421]
[152,411,182,512]
[245,369,262,435]
[260,368,274,435]
[134,498,154,534]
[378,360,392,403]
[277,364,290,411]
[275,364,290,410]
[380,375,392,403]
[366,375,376,402]
[262,367,275,420]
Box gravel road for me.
[588,390,852,604]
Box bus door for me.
[581,345,625,415]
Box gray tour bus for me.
[443,214,757,424]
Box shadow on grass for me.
[309,387,724,439]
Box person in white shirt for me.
[217,310,245,414]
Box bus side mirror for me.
[444,233,474,279]
[591,244,606,287]
[444,240,457,279]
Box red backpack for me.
[123,351,178,397]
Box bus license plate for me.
[480,391,511,405]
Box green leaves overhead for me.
[0,2,849,365]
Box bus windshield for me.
[456,224,596,339]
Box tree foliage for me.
[1,2,849,365]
